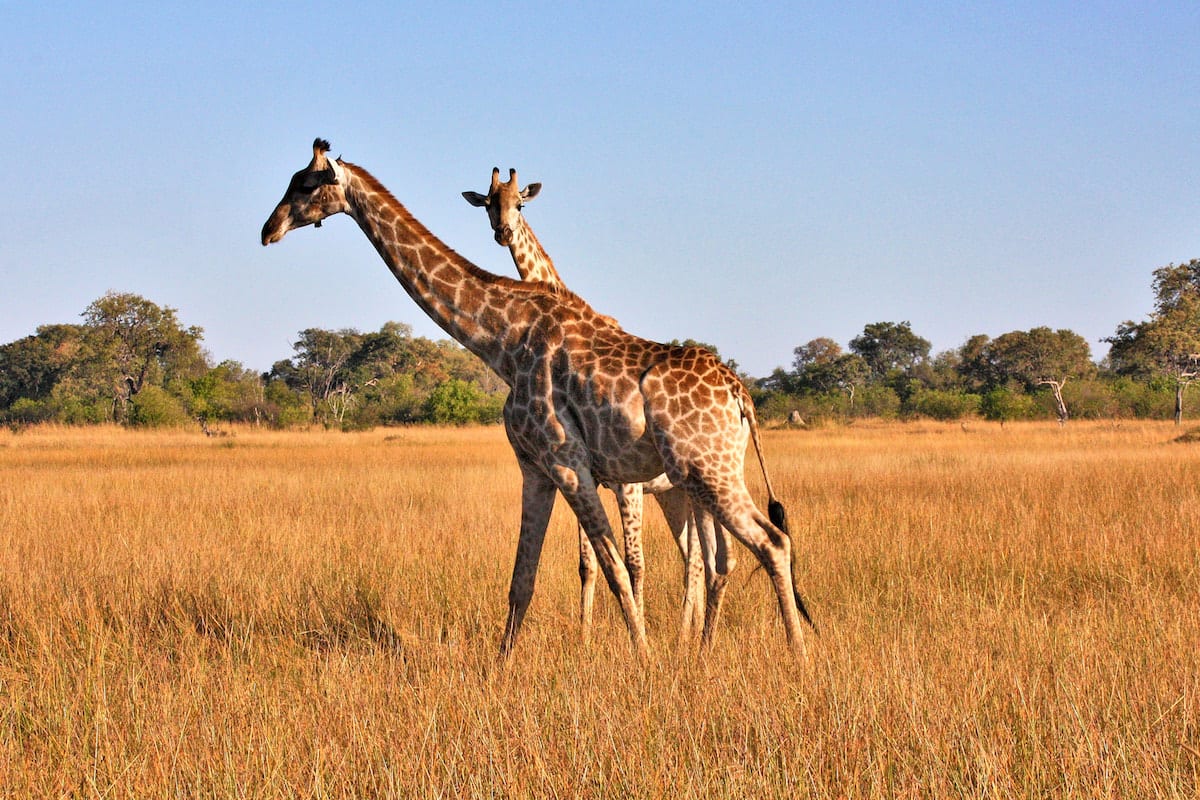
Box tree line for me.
[754,259,1200,426]
[0,294,507,429]
[2,259,1198,429]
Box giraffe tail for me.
[740,385,817,632]
[767,497,816,631]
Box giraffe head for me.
[462,168,541,247]
[261,138,350,246]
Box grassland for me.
[0,421,1197,798]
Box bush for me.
[852,385,901,419]
[907,389,981,421]
[1105,377,1175,419]
[366,374,427,425]
[263,379,310,428]
[4,397,57,426]
[423,379,503,425]
[51,384,109,425]
[756,391,855,426]
[980,387,1040,422]
[1061,379,1123,420]
[129,385,190,428]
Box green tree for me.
[755,367,799,395]
[1106,259,1200,424]
[285,327,361,424]
[0,327,80,410]
[129,384,190,428]
[849,321,932,383]
[191,361,268,424]
[955,334,999,392]
[269,322,508,428]
[79,292,207,423]
[263,377,309,428]
[986,327,1094,425]
[791,338,869,402]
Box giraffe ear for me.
[300,168,338,192]
[520,183,542,203]
[462,191,489,207]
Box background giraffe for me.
[262,139,813,658]
[464,167,710,640]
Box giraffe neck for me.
[507,218,565,287]
[504,207,624,330]
[338,161,534,383]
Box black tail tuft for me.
[772,498,816,632]
[768,499,789,534]
[794,589,817,632]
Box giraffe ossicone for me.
[262,138,813,659]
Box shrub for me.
[129,385,190,428]
[852,385,901,419]
[980,387,1040,422]
[423,379,500,425]
[907,389,981,421]
[4,397,57,426]
[1062,379,1123,420]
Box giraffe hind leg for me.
[640,354,810,651]
[695,505,736,648]
[577,522,598,643]
[558,470,650,660]
[615,482,646,616]
[714,491,809,653]
[649,483,705,643]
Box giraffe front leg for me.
[501,461,557,658]
[558,469,649,661]
[615,483,645,616]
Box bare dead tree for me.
[1170,354,1200,425]
[1037,378,1069,427]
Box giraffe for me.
[463,167,710,641]
[261,139,814,658]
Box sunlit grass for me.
[0,421,1196,797]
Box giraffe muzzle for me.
[494,226,514,246]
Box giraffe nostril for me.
[495,226,514,246]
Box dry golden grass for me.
[0,421,1197,798]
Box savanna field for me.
[0,421,1197,798]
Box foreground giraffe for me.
[262,139,813,658]
[464,168,716,641]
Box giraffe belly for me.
[585,423,664,485]
[590,445,664,485]
[556,350,665,483]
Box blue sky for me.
[2,2,1197,378]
